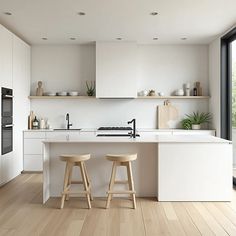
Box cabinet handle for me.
[3,124,14,128]
[3,95,14,98]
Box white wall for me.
[31,44,95,95]
[31,44,209,129]
[137,45,209,95]
[209,38,221,136]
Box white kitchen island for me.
[42,135,232,203]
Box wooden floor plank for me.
[140,198,171,236]
[205,202,236,236]
[216,202,236,227]
[161,202,187,236]
[183,202,214,236]
[193,202,229,236]
[172,202,201,236]
[1,174,236,236]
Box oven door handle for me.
[3,95,14,98]
[2,124,14,128]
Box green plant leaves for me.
[181,112,212,129]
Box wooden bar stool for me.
[60,154,92,209]
[106,154,137,209]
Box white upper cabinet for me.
[96,42,137,98]
[0,25,13,88]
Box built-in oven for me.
[2,87,13,117]
[1,87,13,155]
[2,117,13,155]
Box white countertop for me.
[24,128,215,132]
[43,135,231,144]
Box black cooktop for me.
[98,127,132,130]
[97,134,140,137]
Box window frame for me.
[221,27,236,140]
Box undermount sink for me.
[53,128,81,131]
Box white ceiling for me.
[0,0,236,45]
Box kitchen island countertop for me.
[43,135,231,144]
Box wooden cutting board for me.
[157,102,179,129]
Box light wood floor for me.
[1,174,236,236]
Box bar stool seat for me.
[60,154,90,162]
[106,154,137,162]
[106,153,137,209]
[60,154,92,209]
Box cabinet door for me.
[24,155,42,171]
[46,131,68,140]
[96,42,137,98]
[0,25,13,88]
[24,139,44,155]
[24,131,46,139]
[1,152,14,184]
[13,36,31,175]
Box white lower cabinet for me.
[23,131,83,171]
[46,131,69,140]
[24,155,43,171]
[23,131,46,171]
[24,139,44,155]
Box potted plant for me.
[86,81,95,96]
[181,112,211,130]
[148,90,156,96]
[181,118,192,130]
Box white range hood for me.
[96,42,137,98]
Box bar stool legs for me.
[60,154,92,209]
[83,163,93,201]
[80,162,91,209]
[106,162,117,209]
[61,162,71,209]
[127,162,136,209]
[106,155,137,209]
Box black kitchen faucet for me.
[66,113,73,130]
[128,119,136,138]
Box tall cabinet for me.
[12,36,31,179]
[0,25,30,185]
[0,25,13,88]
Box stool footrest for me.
[62,190,90,195]
[114,180,128,184]
[71,181,84,184]
[107,190,136,194]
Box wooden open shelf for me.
[136,96,210,99]
[28,96,96,99]
[28,95,210,100]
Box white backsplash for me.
[30,99,209,129]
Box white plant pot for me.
[192,124,201,130]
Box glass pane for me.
[232,41,236,127]
[232,40,236,171]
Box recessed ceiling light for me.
[116,38,122,40]
[150,12,158,16]
[4,12,12,16]
[153,37,158,40]
[42,37,48,40]
[77,12,86,16]
[181,37,187,40]
[70,37,76,40]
